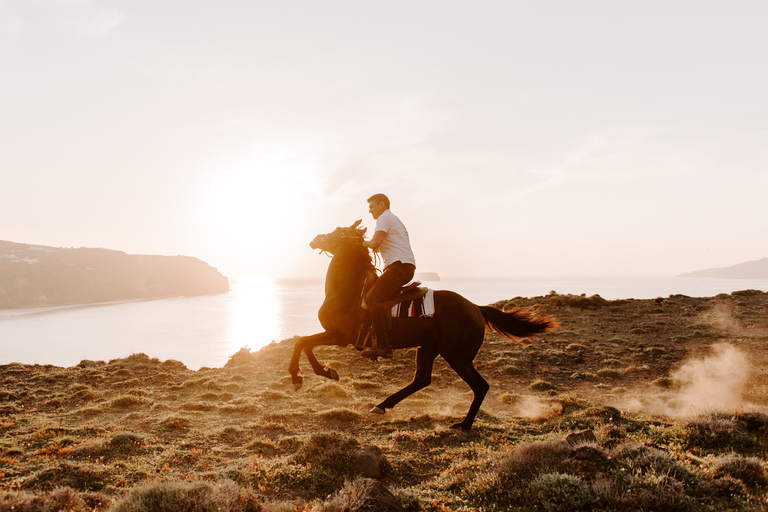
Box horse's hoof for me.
[449,422,471,431]
[328,368,340,381]
[369,406,385,415]
[292,376,304,391]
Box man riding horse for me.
[361,193,416,359]
[288,212,558,430]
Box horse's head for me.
[310,220,367,254]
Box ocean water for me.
[1,275,767,370]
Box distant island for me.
[415,272,440,281]
[679,257,768,279]
[0,240,229,309]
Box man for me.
[362,193,416,358]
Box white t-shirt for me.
[375,209,416,268]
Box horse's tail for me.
[479,305,558,345]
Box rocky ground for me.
[1,290,767,511]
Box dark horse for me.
[287,221,558,430]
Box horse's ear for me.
[350,219,362,229]
[360,227,367,236]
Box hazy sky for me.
[2,0,766,278]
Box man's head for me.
[367,193,390,220]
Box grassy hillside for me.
[0,240,229,308]
[1,290,767,511]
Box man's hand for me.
[363,231,386,250]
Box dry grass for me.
[1,290,768,511]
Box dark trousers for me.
[366,262,415,349]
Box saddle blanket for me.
[391,289,435,318]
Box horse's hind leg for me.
[372,346,439,414]
[442,356,490,431]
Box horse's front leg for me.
[288,332,329,391]
[304,344,340,381]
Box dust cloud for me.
[634,343,758,418]
[701,302,744,333]
[511,396,562,420]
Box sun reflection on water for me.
[225,276,282,356]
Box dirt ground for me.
[1,289,767,510]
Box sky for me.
[2,0,767,279]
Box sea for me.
[2,275,767,371]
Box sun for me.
[203,159,308,258]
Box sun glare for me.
[225,276,281,356]
[205,158,306,257]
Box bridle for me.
[316,231,365,257]
[316,230,381,273]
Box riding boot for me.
[363,307,393,359]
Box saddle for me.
[354,282,430,354]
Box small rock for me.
[355,445,390,479]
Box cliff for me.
[679,257,768,279]
[0,240,229,309]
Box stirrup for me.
[361,330,392,360]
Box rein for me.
[318,235,365,258]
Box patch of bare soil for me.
[1,290,767,511]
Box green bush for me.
[621,473,687,511]
[611,444,692,482]
[528,473,590,512]
[21,462,114,492]
[110,480,261,512]
[529,380,556,392]
[108,395,151,409]
[107,432,145,454]
[712,454,768,488]
[686,415,762,454]
[291,433,358,474]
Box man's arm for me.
[363,230,386,250]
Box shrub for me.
[529,380,556,392]
[226,347,260,366]
[697,476,748,498]
[259,390,291,402]
[596,368,623,380]
[651,377,673,388]
[712,454,768,488]
[611,444,691,482]
[160,359,187,370]
[107,432,145,454]
[247,438,282,457]
[324,477,404,512]
[528,473,591,512]
[597,424,627,444]
[500,364,525,376]
[550,294,608,309]
[497,441,571,482]
[312,382,349,398]
[181,401,217,412]
[685,415,760,453]
[110,479,262,512]
[108,395,151,409]
[622,473,687,511]
[45,487,90,512]
[21,461,114,492]
[498,392,521,405]
[734,412,768,436]
[158,416,191,430]
[0,488,112,512]
[291,433,359,476]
